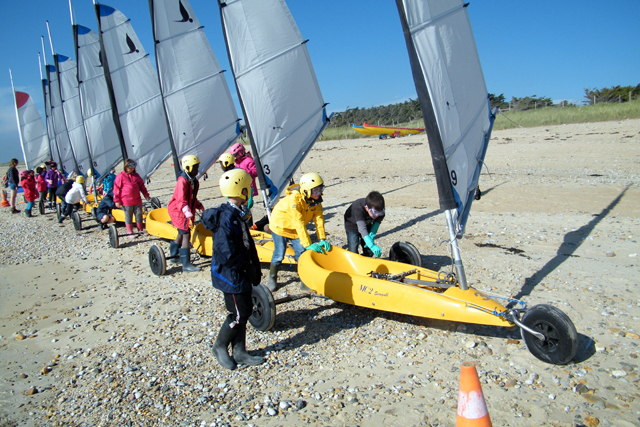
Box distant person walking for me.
[6,158,20,214]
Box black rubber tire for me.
[56,204,62,220]
[91,206,98,222]
[249,284,276,332]
[388,241,422,267]
[520,304,578,365]
[71,212,82,231]
[148,245,166,276]
[150,197,161,210]
[108,225,119,249]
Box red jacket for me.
[22,176,38,203]
[113,171,149,206]
[168,173,203,231]
[36,174,47,192]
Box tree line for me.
[328,84,639,125]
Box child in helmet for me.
[113,159,151,239]
[344,191,386,258]
[267,172,331,291]
[217,153,236,173]
[58,176,89,224]
[201,169,263,370]
[229,142,258,198]
[55,172,77,215]
[167,155,205,273]
[20,170,38,218]
[35,165,47,205]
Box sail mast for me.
[38,52,54,163]
[41,36,63,167]
[9,70,29,169]
[93,1,128,164]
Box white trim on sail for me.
[96,3,172,181]
[56,54,93,176]
[47,63,77,175]
[219,0,331,207]
[12,89,50,170]
[74,24,123,178]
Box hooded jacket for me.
[269,184,325,248]
[113,170,149,206]
[202,203,261,294]
[65,182,88,205]
[21,175,38,203]
[168,171,204,231]
[36,173,47,192]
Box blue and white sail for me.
[56,54,93,175]
[39,55,61,166]
[396,0,496,289]
[46,63,77,174]
[151,0,241,179]
[74,23,123,177]
[396,0,495,237]
[95,3,172,181]
[10,79,50,170]
[219,0,331,208]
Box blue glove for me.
[305,243,326,253]
[363,235,382,258]
[319,239,331,252]
[246,191,254,210]
[368,222,380,240]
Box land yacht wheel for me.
[71,212,82,231]
[520,304,578,365]
[56,204,62,220]
[150,197,161,210]
[108,225,119,249]
[148,245,166,276]
[249,284,276,332]
[91,206,98,222]
[389,241,422,267]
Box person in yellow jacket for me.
[268,172,331,291]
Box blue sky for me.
[1,0,638,162]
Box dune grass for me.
[321,100,640,140]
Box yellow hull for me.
[298,247,512,327]
[146,208,296,264]
[82,193,141,223]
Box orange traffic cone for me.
[456,361,492,427]
[1,190,9,208]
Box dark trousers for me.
[346,230,373,257]
[223,290,253,328]
[47,188,57,206]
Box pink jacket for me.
[236,155,258,196]
[113,171,149,206]
[36,174,47,192]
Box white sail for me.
[56,54,93,175]
[151,0,240,179]
[47,63,77,174]
[12,91,50,170]
[219,0,331,207]
[74,24,123,178]
[396,0,495,237]
[96,3,172,181]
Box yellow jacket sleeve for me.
[312,204,326,241]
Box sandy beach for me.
[1,118,639,427]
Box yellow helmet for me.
[299,173,324,198]
[181,154,200,173]
[218,153,236,169]
[87,169,93,177]
[76,176,85,185]
[219,169,251,200]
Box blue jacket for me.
[96,192,116,221]
[202,203,261,294]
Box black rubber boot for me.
[232,323,264,366]
[24,209,32,218]
[212,317,238,370]
[267,263,280,291]
[179,248,200,273]
[169,242,180,264]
